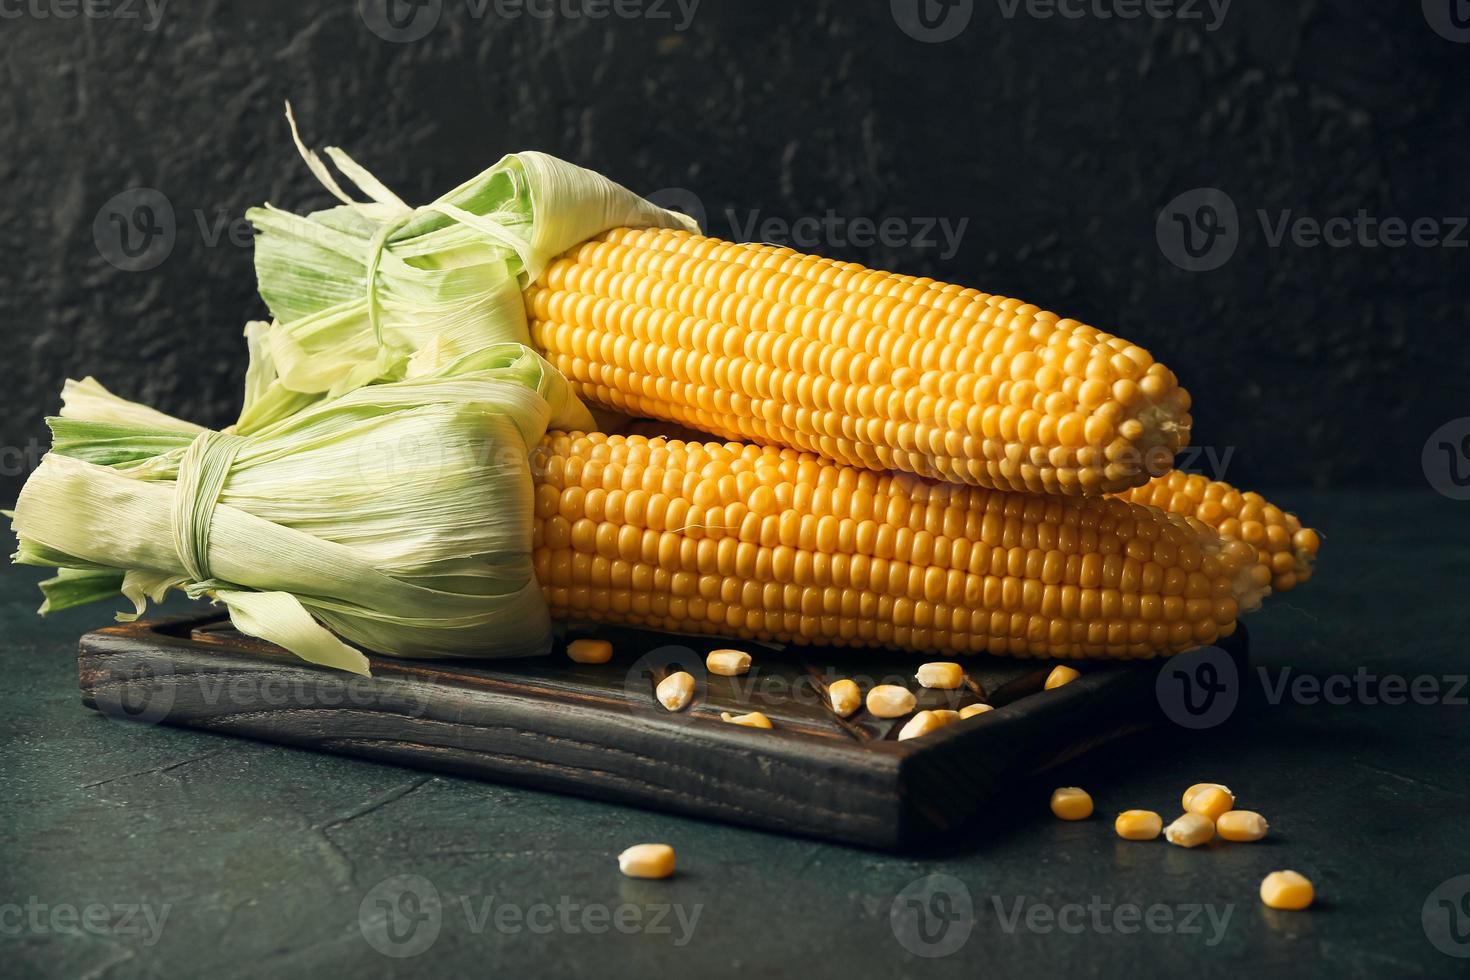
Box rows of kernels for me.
[1121,471,1319,591]
[527,227,1193,496]
[531,432,1263,659]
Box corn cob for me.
[1120,471,1320,592]
[525,228,1192,497]
[530,432,1269,660]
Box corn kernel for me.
[1114,809,1163,840]
[827,679,861,717]
[1259,870,1313,910]
[720,710,772,729]
[898,709,962,741]
[706,649,752,676]
[1185,785,1235,821]
[959,703,994,719]
[1045,665,1080,690]
[656,671,694,711]
[1164,812,1215,848]
[618,843,675,879]
[866,684,917,719]
[566,638,614,664]
[1216,810,1269,842]
[1050,786,1093,821]
[1180,782,1232,811]
[915,662,964,689]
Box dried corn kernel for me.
[959,703,994,719]
[1114,809,1163,840]
[1045,665,1081,690]
[898,710,956,741]
[1164,812,1215,848]
[1185,785,1235,821]
[1050,787,1093,821]
[915,662,964,690]
[828,679,861,717]
[1259,870,1313,910]
[566,638,613,664]
[706,649,752,676]
[1216,810,1269,842]
[618,843,675,879]
[656,671,695,711]
[1181,782,1232,812]
[866,684,917,719]
[720,710,772,729]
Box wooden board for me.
[77,618,1248,849]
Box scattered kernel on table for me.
[1260,870,1314,910]
[827,679,861,717]
[898,710,951,741]
[1045,665,1080,690]
[1115,810,1164,840]
[706,649,752,676]
[1185,785,1235,821]
[618,843,675,879]
[1164,812,1215,848]
[1217,810,1270,842]
[915,662,964,689]
[1181,782,1232,811]
[959,703,994,719]
[720,710,772,729]
[866,684,917,719]
[1050,787,1094,821]
[656,671,694,711]
[566,639,613,664]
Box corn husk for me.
[11,344,591,674]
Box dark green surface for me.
[3,489,1467,978]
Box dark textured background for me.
[3,0,1467,503]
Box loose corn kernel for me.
[1181,782,1232,812]
[1050,786,1094,821]
[959,703,994,719]
[1185,785,1235,821]
[915,662,965,689]
[866,684,917,719]
[618,843,675,879]
[1259,870,1313,910]
[1114,809,1163,840]
[566,638,614,664]
[1164,812,1215,848]
[706,649,752,676]
[823,679,859,717]
[1216,810,1269,842]
[1045,665,1081,690]
[897,709,962,741]
[656,671,695,711]
[720,710,772,729]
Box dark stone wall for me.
[3,0,1466,502]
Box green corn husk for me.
[11,344,592,674]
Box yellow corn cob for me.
[1120,471,1321,592]
[525,227,1193,497]
[530,432,1269,660]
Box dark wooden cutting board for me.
[77,618,1247,849]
